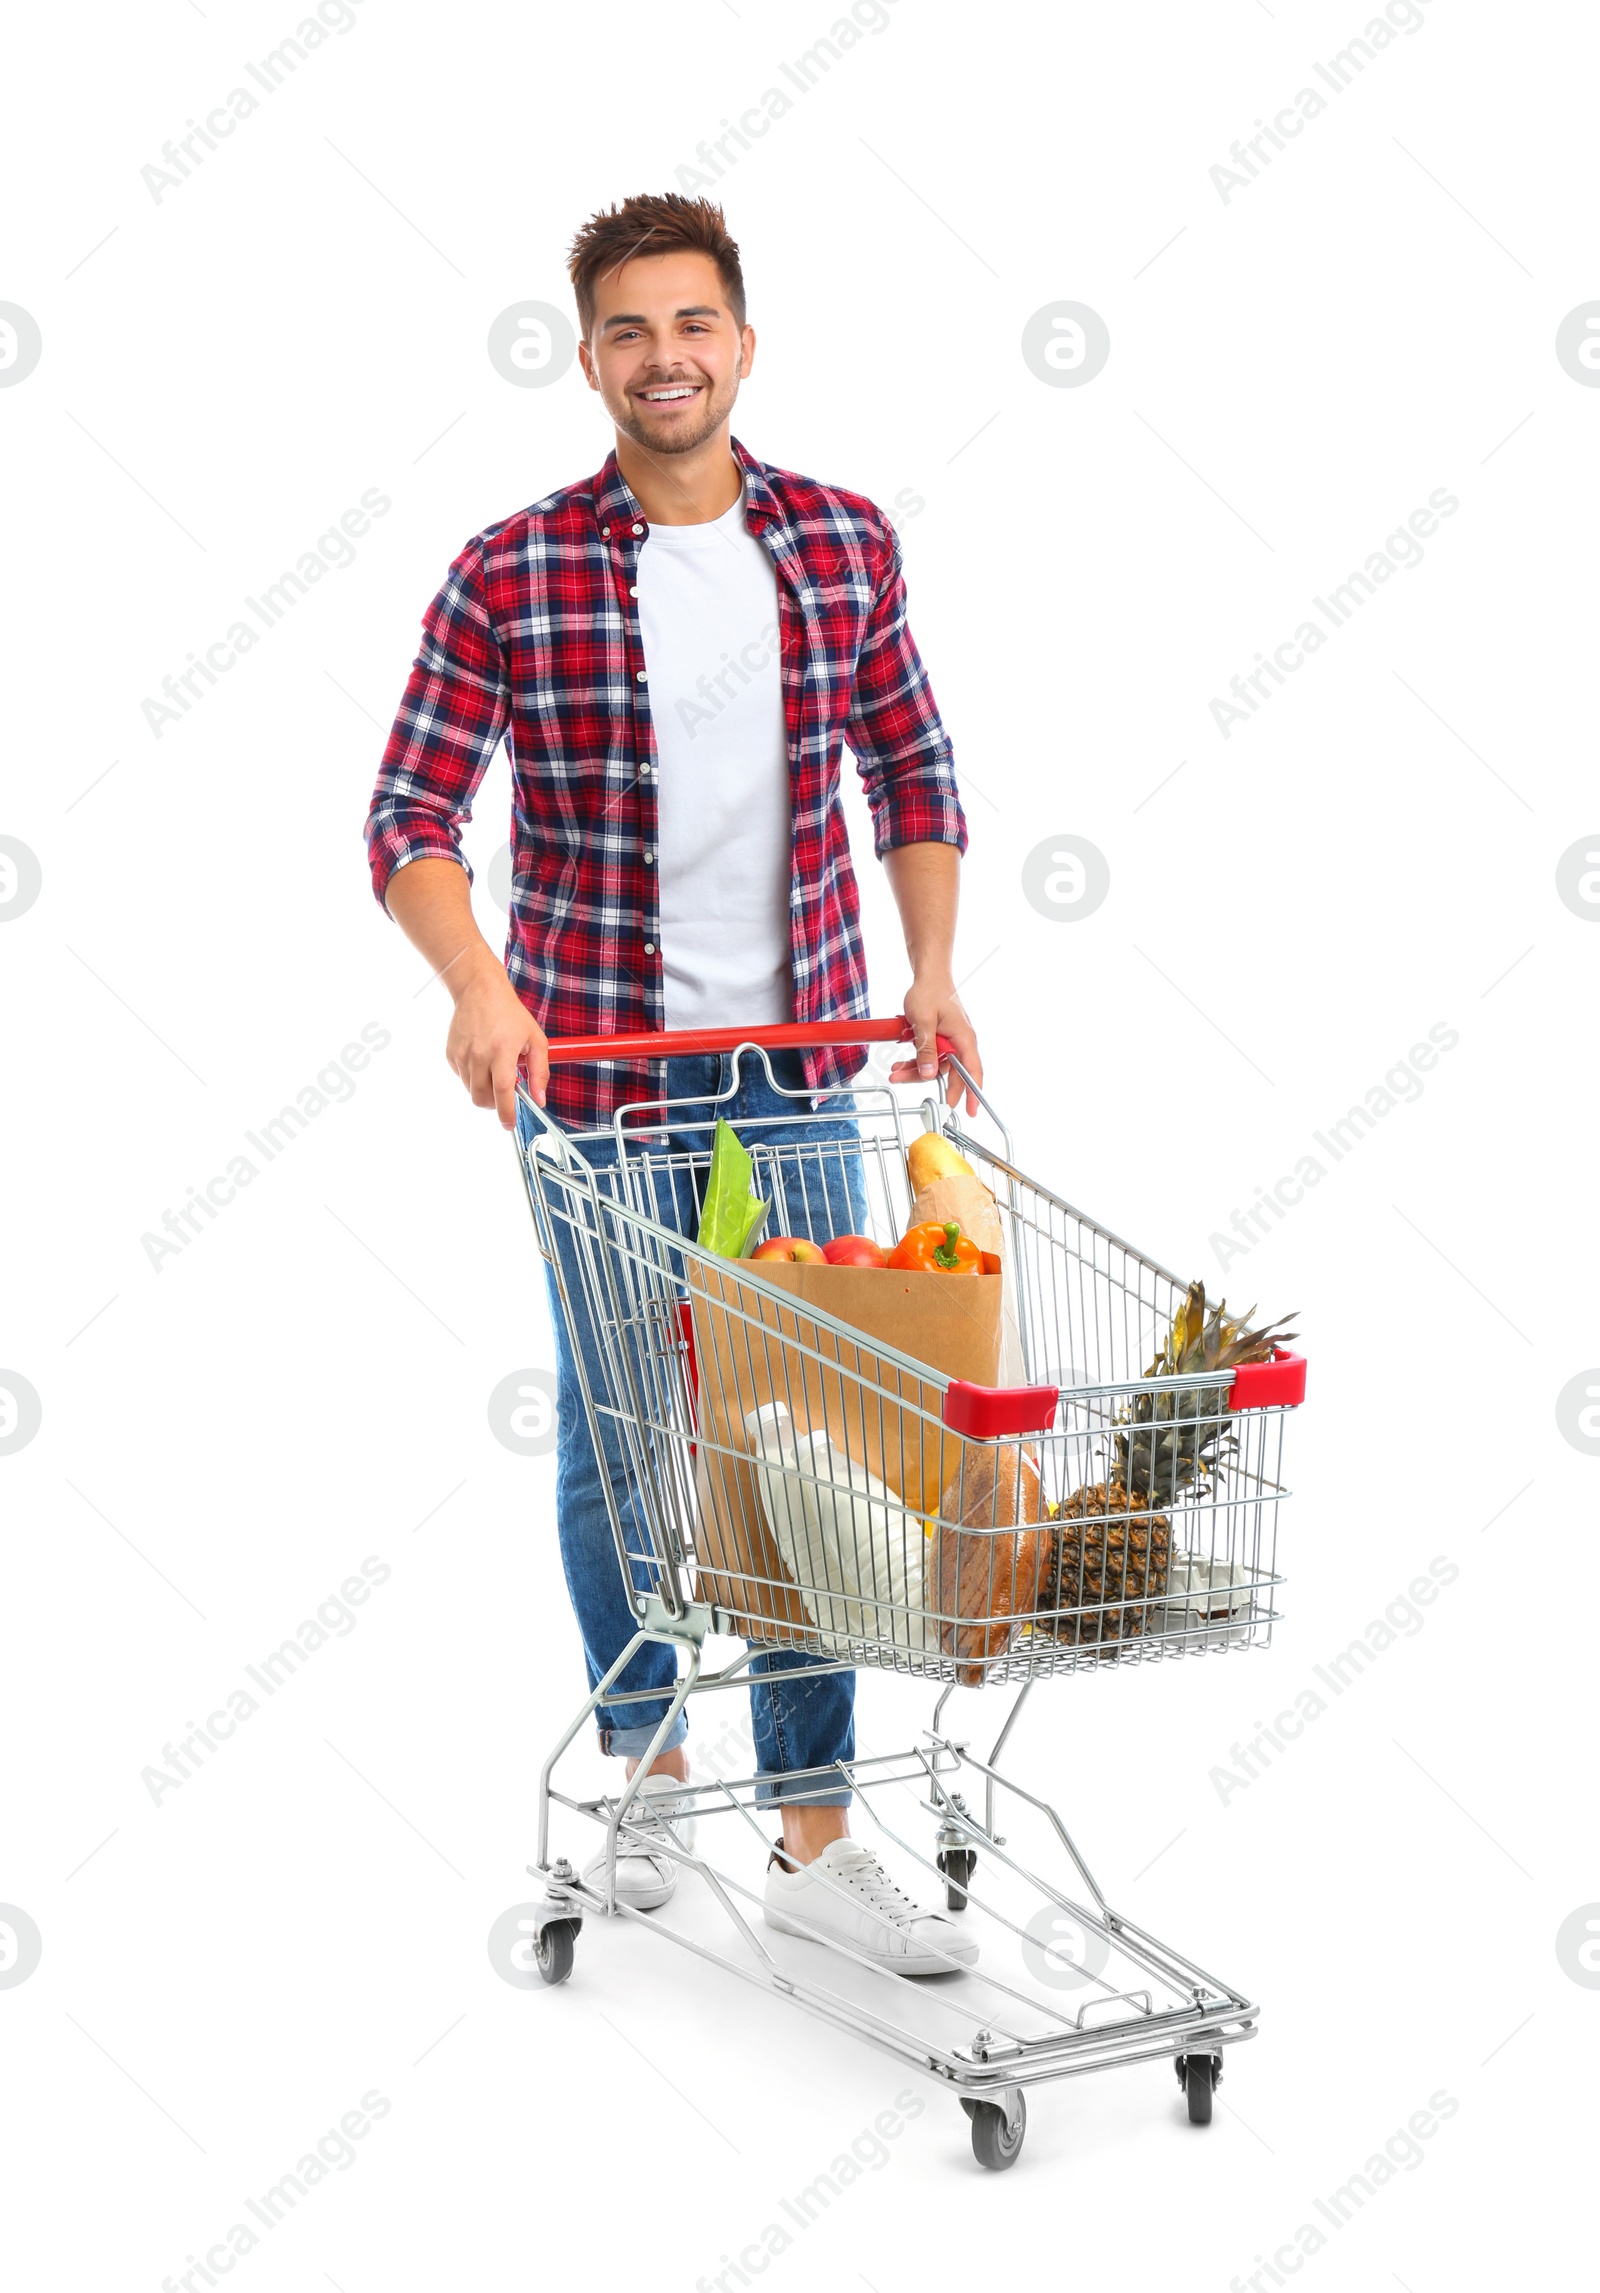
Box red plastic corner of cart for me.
[941,1380,1060,1438]
[1228,1347,1307,1412]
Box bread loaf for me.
[932,1443,1046,1684]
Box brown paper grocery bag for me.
[687,1258,1002,1637]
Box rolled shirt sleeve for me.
[845,528,968,859]
[363,537,511,909]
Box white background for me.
[2,0,1595,2285]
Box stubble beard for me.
[613,368,740,458]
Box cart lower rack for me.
[516,1022,1305,2168]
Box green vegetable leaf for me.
[696,1119,770,1258]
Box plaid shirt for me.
[365,435,966,1126]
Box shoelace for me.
[816,1844,928,1926]
[621,1787,686,1848]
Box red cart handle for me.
[943,1381,1061,1437]
[1228,1347,1307,1411]
[542,1018,958,1065]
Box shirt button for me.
[644,940,656,954]
[601,525,611,538]
[636,669,648,682]
[644,849,654,863]
[629,585,638,597]
[631,522,645,536]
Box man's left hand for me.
[890,977,983,1113]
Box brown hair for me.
[567,193,746,338]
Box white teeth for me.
[643,387,697,401]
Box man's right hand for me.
[384,856,550,1130]
[446,947,550,1130]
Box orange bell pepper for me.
[888,1219,983,1275]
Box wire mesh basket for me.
[520,1035,1303,1688]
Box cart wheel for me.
[938,1848,975,1911]
[534,1919,578,1986]
[968,2091,1026,2171]
[1179,2053,1220,2124]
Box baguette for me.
[907,1132,976,1194]
[932,1442,1046,1685]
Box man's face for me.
[579,250,755,457]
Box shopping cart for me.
[515,1020,1306,2169]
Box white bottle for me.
[743,1405,831,1635]
[744,1405,931,1654]
[797,1430,933,1653]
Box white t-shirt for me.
[636,487,794,1030]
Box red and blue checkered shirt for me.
[365,436,967,1126]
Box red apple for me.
[750,1235,827,1264]
[821,1234,889,1268]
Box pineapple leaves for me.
[1045,1280,1298,1640]
[1120,1281,1297,1506]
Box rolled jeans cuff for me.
[753,1772,854,1809]
[598,1710,689,1759]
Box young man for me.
[364,194,982,1973]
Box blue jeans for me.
[519,1051,869,1807]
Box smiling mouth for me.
[636,383,704,406]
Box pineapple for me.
[1045,1484,1174,1649]
[1038,1282,1296,1649]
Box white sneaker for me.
[763,1838,980,1976]
[583,1773,698,1912]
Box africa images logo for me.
[140,1024,391,1271]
